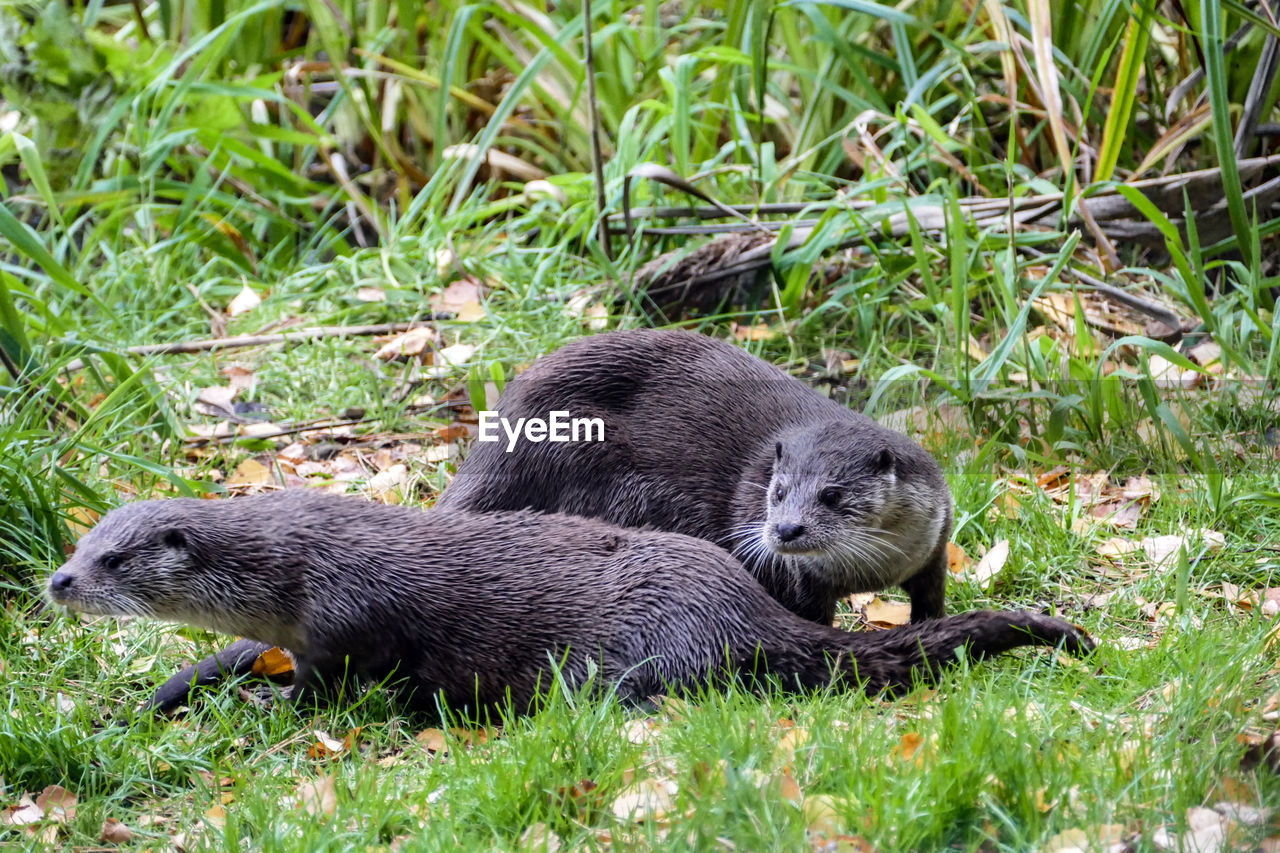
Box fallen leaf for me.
[730,322,773,342]
[367,464,408,504]
[252,646,295,679]
[308,730,347,760]
[220,365,257,392]
[611,778,676,821]
[226,457,273,487]
[1142,530,1225,568]
[356,286,386,302]
[771,768,803,803]
[967,539,1009,589]
[227,283,262,317]
[99,818,132,843]
[195,385,239,418]
[296,776,337,817]
[893,732,926,765]
[803,794,847,837]
[429,277,487,322]
[375,327,437,360]
[946,542,971,574]
[34,786,76,823]
[204,804,226,829]
[519,821,563,852]
[863,597,912,627]
[416,728,448,753]
[774,725,810,767]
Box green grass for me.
[3,0,1280,847]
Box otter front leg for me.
[900,547,947,621]
[145,639,274,714]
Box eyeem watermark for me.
[477,411,606,452]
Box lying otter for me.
[438,329,953,624]
[48,491,1090,716]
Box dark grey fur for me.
[437,329,952,625]
[48,491,1090,717]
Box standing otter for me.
[438,329,952,625]
[48,491,1089,716]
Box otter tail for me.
[825,609,1093,694]
[145,639,274,714]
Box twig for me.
[1021,246,1185,331]
[583,0,611,260]
[63,320,447,373]
[182,401,457,446]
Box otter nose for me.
[49,571,73,592]
[775,523,805,542]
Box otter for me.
[437,329,952,625]
[48,491,1090,716]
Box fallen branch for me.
[63,319,448,373]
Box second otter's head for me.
[759,421,948,577]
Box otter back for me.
[438,329,953,625]
[48,491,1090,717]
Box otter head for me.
[48,500,208,621]
[760,421,933,579]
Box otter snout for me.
[48,570,75,595]
[775,522,805,543]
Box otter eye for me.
[772,484,787,503]
[102,554,122,571]
[819,487,842,507]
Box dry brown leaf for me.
[220,365,257,393]
[356,286,386,303]
[803,794,847,837]
[967,539,1010,589]
[423,343,478,378]
[34,786,76,823]
[424,443,459,463]
[3,797,43,826]
[893,732,926,765]
[772,768,803,803]
[863,597,912,627]
[308,730,347,760]
[946,542,971,574]
[1038,824,1127,853]
[730,322,773,342]
[1142,530,1225,568]
[204,804,226,829]
[622,719,656,746]
[416,728,448,753]
[519,821,563,852]
[195,385,239,417]
[774,725,810,767]
[99,817,132,843]
[366,464,408,504]
[227,458,273,487]
[611,778,676,821]
[227,283,262,317]
[296,776,337,817]
[1035,465,1071,490]
[429,277,487,322]
[252,646,295,679]
[375,327,437,360]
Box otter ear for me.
[873,447,895,473]
[775,441,783,462]
[161,528,186,549]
